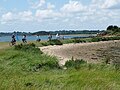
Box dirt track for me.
[40,40,120,65]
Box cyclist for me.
[11,34,16,46]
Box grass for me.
[32,36,120,47]
[0,44,120,90]
[0,38,120,90]
[1,67,120,90]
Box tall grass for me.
[0,44,120,90]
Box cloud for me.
[1,12,14,24]
[2,12,13,21]
[1,11,34,24]
[91,0,120,9]
[34,1,60,21]
[0,0,120,31]
[47,3,55,9]
[1,0,119,24]
[18,11,33,21]
[102,0,120,9]
[35,9,61,21]
[29,0,46,9]
[61,0,87,13]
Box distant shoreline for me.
[0,33,97,36]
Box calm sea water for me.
[0,34,96,42]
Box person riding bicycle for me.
[11,34,16,45]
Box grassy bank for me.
[0,44,120,90]
[34,36,120,47]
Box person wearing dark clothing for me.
[11,34,16,45]
[12,34,16,43]
[22,35,27,43]
[48,34,52,41]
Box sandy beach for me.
[40,40,120,65]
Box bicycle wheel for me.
[9,42,13,46]
[9,41,16,46]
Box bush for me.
[101,37,109,41]
[41,42,49,46]
[90,36,120,42]
[48,39,63,45]
[73,39,87,43]
[30,59,60,71]
[65,59,87,69]
[61,39,74,44]
[73,39,82,43]
[14,43,43,54]
[91,37,102,42]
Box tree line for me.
[106,25,120,35]
[0,30,101,36]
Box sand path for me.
[40,40,120,65]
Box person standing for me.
[56,33,60,40]
[48,34,52,41]
[22,34,27,43]
[36,35,41,42]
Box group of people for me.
[11,34,42,45]
[11,34,27,45]
[10,33,64,45]
[48,33,64,41]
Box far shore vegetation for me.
[0,30,101,36]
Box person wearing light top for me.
[56,33,60,40]
[22,34,27,43]
[36,35,41,42]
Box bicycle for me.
[9,40,16,46]
[22,39,27,43]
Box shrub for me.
[65,59,87,69]
[110,36,120,40]
[91,37,102,42]
[30,59,60,71]
[48,39,63,45]
[73,39,81,43]
[73,38,87,43]
[29,43,36,47]
[41,42,49,46]
[90,36,120,42]
[14,43,43,54]
[61,39,74,44]
[101,37,109,41]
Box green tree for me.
[106,25,120,34]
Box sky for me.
[0,0,120,32]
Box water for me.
[0,34,96,42]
